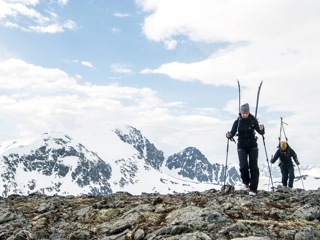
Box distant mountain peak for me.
[0,132,112,197]
[164,147,214,182]
[113,125,164,170]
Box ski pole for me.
[268,155,274,191]
[297,165,305,190]
[223,138,230,189]
[223,137,235,191]
[262,135,274,191]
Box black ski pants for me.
[280,165,295,188]
[238,147,259,192]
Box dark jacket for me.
[230,113,265,149]
[272,145,298,167]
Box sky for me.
[0,0,320,169]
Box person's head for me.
[280,141,287,150]
[240,103,250,118]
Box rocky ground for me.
[0,185,320,240]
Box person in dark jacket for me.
[270,141,299,188]
[226,103,265,196]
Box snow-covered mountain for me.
[161,146,239,185]
[104,125,241,195]
[0,133,113,197]
[0,124,319,197]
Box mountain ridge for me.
[1,124,319,197]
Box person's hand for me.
[259,124,264,131]
[226,132,232,139]
[296,160,300,165]
[270,159,275,164]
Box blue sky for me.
[0,0,320,168]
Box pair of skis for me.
[237,79,262,118]
[237,80,275,192]
[279,117,288,143]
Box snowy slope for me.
[0,124,319,198]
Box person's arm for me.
[290,148,300,165]
[230,119,239,136]
[226,118,239,139]
[270,150,280,163]
[253,118,265,135]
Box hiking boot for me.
[249,190,256,196]
[244,184,249,190]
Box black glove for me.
[270,159,275,164]
[295,160,300,165]
[226,132,233,139]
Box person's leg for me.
[248,147,259,192]
[280,167,289,187]
[288,165,295,188]
[238,148,250,185]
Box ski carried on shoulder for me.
[279,117,288,143]
[254,81,274,191]
[237,80,262,117]
[237,79,241,113]
[255,81,263,118]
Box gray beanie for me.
[240,103,250,113]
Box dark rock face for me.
[166,147,214,182]
[1,186,320,239]
[165,147,241,185]
[114,125,165,170]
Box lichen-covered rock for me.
[0,186,320,239]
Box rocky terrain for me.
[1,186,320,240]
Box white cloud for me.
[113,12,129,17]
[63,20,76,30]
[136,0,320,110]
[0,0,76,33]
[0,58,76,89]
[136,0,320,44]
[111,63,133,75]
[2,21,19,28]
[194,108,217,115]
[44,9,58,19]
[109,76,122,80]
[136,0,320,166]
[57,0,68,6]
[4,0,39,5]
[74,74,82,79]
[0,58,228,165]
[112,27,121,34]
[164,39,177,50]
[29,24,64,33]
[81,61,94,68]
